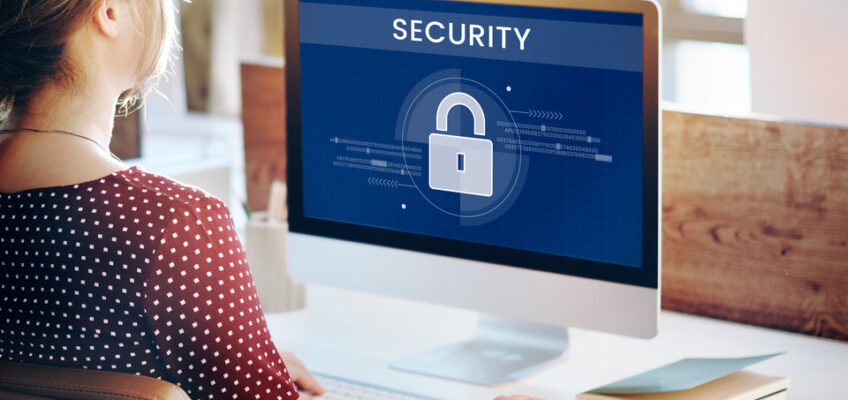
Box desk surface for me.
[265,285,848,399]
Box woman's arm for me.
[143,196,320,399]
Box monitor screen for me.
[290,0,656,286]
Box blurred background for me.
[122,0,847,226]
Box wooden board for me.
[111,108,141,160]
[241,61,286,212]
[661,109,848,341]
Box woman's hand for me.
[282,352,326,396]
[494,396,544,400]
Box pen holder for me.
[244,212,306,313]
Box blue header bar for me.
[307,0,644,27]
[300,2,643,72]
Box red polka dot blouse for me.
[0,166,299,400]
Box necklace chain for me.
[0,128,109,152]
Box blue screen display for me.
[299,0,644,268]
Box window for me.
[660,0,751,114]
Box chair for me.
[0,360,189,400]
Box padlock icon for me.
[428,92,494,197]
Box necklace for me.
[0,128,109,153]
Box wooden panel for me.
[241,61,286,212]
[181,0,212,112]
[111,109,141,160]
[662,109,848,341]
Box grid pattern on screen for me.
[299,1,643,268]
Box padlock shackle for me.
[436,92,486,136]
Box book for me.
[578,370,788,400]
[578,353,789,400]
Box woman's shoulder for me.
[1,165,224,211]
[112,166,226,211]
[113,167,235,246]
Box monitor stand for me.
[390,314,569,385]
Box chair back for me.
[0,361,190,400]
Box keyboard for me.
[302,373,439,400]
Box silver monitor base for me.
[390,314,569,385]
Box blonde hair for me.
[0,0,178,122]
[120,0,179,114]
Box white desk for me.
[264,285,847,399]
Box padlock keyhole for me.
[457,153,466,172]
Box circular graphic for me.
[400,75,524,219]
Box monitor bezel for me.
[284,0,660,289]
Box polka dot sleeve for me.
[143,198,299,400]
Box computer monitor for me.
[284,0,660,385]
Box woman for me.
[0,1,540,399]
[0,0,324,398]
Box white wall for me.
[747,0,848,127]
[209,0,266,116]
